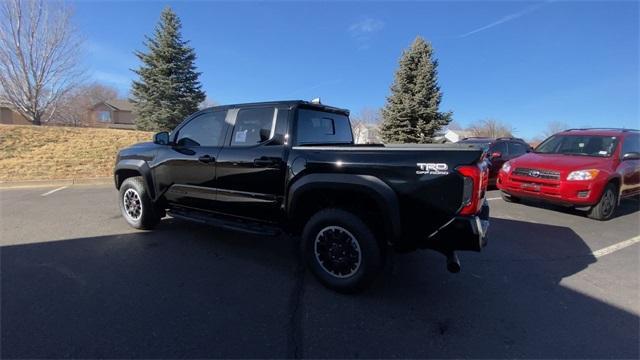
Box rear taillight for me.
[457,164,488,216]
[461,176,473,206]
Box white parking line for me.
[591,235,640,258]
[40,186,68,197]
[487,197,501,201]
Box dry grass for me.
[0,124,153,181]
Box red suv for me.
[497,128,640,220]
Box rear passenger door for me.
[488,141,508,180]
[213,106,290,222]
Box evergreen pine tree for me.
[380,36,452,143]
[131,7,205,131]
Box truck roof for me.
[460,136,528,143]
[201,100,350,116]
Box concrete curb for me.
[0,177,112,189]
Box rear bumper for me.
[419,201,490,253]
[497,172,604,206]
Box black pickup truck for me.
[114,100,490,292]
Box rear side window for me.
[296,109,353,145]
[509,142,528,156]
[489,142,507,155]
[175,111,227,147]
[622,134,639,154]
[231,107,275,146]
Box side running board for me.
[167,207,281,236]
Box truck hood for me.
[117,141,159,160]
[123,141,156,151]
[510,153,610,172]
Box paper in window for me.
[235,130,247,143]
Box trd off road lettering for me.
[416,163,449,175]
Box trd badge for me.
[416,163,449,175]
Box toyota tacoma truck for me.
[114,100,490,292]
[497,128,640,220]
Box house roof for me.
[94,99,135,112]
[446,129,474,138]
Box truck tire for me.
[501,192,520,203]
[587,183,618,221]
[302,208,383,293]
[119,176,161,229]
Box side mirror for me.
[490,151,502,159]
[153,131,170,145]
[623,151,640,161]
[271,133,285,145]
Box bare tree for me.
[468,118,514,138]
[355,107,382,124]
[543,120,569,138]
[81,83,118,106]
[54,82,118,126]
[446,120,463,130]
[351,107,381,144]
[528,137,545,148]
[0,0,84,125]
[351,119,366,143]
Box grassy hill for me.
[0,125,153,181]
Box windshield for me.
[535,135,618,157]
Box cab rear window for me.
[296,109,353,145]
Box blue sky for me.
[75,1,639,139]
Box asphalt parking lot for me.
[1,184,638,358]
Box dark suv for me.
[458,137,532,186]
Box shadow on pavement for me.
[1,219,300,358]
[302,217,638,358]
[514,196,640,219]
[1,218,638,358]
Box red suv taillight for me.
[457,164,488,216]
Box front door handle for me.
[198,155,214,163]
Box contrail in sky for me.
[459,1,554,38]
